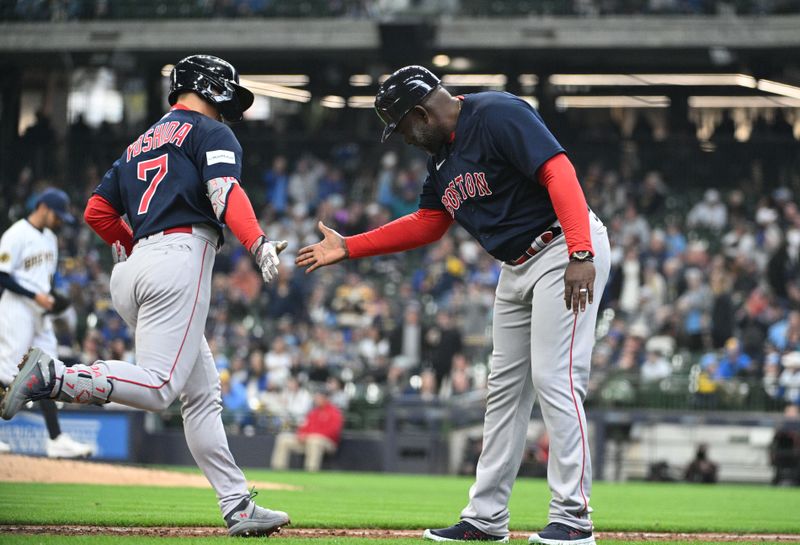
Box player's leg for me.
[97,237,214,410]
[179,336,251,515]
[32,318,94,458]
[528,221,610,538]
[180,335,289,536]
[271,432,302,469]
[425,271,534,541]
[0,235,214,418]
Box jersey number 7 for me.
[137,154,169,215]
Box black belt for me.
[505,226,563,266]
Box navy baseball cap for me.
[375,65,441,142]
[36,188,75,224]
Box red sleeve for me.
[345,208,453,259]
[537,153,593,255]
[84,195,134,254]
[224,183,266,251]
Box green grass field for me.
[1,468,798,544]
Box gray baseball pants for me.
[50,225,249,517]
[461,214,610,535]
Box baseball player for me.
[0,55,289,537]
[296,66,610,545]
[0,188,94,458]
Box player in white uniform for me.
[0,188,94,458]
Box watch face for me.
[572,251,592,261]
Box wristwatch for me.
[569,250,594,263]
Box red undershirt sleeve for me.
[223,183,267,251]
[537,153,593,256]
[345,208,454,259]
[84,194,134,254]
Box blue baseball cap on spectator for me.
[36,188,75,224]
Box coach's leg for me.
[460,268,536,536]
[529,225,610,533]
[180,336,250,517]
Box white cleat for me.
[0,439,10,453]
[46,433,94,459]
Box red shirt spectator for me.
[297,392,343,445]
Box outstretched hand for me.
[295,221,348,273]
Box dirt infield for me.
[0,454,298,490]
[2,526,800,541]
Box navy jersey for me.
[419,91,565,262]
[94,106,243,241]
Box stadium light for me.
[243,75,309,87]
[240,79,311,103]
[757,79,800,100]
[518,74,538,87]
[555,96,670,109]
[688,96,800,108]
[347,96,376,108]
[349,74,373,87]
[441,74,507,87]
[432,54,451,67]
[320,95,346,108]
[549,73,756,88]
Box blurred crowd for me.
[3,0,799,20]
[4,100,800,437]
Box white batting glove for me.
[112,240,128,264]
[250,236,280,284]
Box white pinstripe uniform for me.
[0,220,58,386]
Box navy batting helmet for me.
[375,65,441,142]
[168,55,254,122]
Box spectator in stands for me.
[288,156,322,213]
[221,369,250,430]
[676,268,712,350]
[780,352,800,406]
[768,310,800,352]
[684,443,718,483]
[390,303,424,370]
[264,375,312,426]
[325,376,349,411]
[265,336,293,389]
[270,387,344,471]
[694,353,721,409]
[716,337,754,379]
[245,350,269,411]
[316,166,346,207]
[376,151,398,209]
[424,311,463,391]
[687,188,728,232]
[262,155,289,214]
[619,201,651,247]
[763,351,784,402]
[640,347,672,385]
